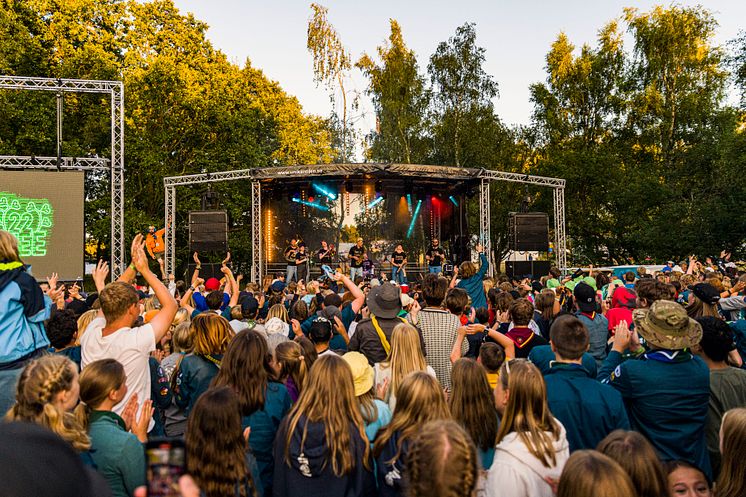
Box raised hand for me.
[46,272,58,293]
[222,251,231,266]
[132,236,150,273]
[132,399,153,443]
[121,393,139,431]
[193,251,201,265]
[376,377,390,401]
[612,320,631,353]
[130,234,144,262]
[92,260,109,291]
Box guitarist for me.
[391,244,408,284]
[348,237,366,281]
[284,238,299,282]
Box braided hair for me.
[404,420,478,497]
[5,355,90,452]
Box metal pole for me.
[554,187,567,273]
[110,83,125,279]
[164,185,176,277]
[56,91,63,168]
[479,179,492,277]
[251,181,262,283]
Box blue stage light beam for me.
[311,183,337,200]
[367,196,384,209]
[449,195,459,206]
[406,200,422,238]
[291,197,330,211]
[406,194,412,214]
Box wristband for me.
[195,265,201,270]
[128,263,136,271]
[189,286,195,292]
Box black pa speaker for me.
[508,212,549,251]
[185,263,224,281]
[505,261,552,279]
[189,210,228,253]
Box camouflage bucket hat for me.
[632,299,702,350]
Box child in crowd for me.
[77,358,150,497]
[342,351,392,444]
[556,450,636,497]
[596,430,670,497]
[272,340,309,403]
[665,460,712,497]
[48,309,82,369]
[448,358,499,469]
[186,387,261,497]
[212,329,292,495]
[477,342,505,390]
[273,354,374,497]
[716,408,746,497]
[374,372,450,497]
[404,420,479,497]
[486,359,569,497]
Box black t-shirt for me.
[362,259,374,273]
[391,251,407,266]
[426,246,445,266]
[349,246,365,268]
[295,251,308,264]
[284,246,298,266]
[317,247,332,263]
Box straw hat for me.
[342,352,374,396]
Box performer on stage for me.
[284,238,299,282]
[145,225,166,259]
[348,238,366,281]
[317,240,334,265]
[391,244,407,284]
[425,238,446,274]
[295,244,309,282]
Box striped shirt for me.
[417,308,467,389]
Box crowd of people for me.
[1,227,746,497]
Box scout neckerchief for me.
[371,314,407,355]
[644,349,692,363]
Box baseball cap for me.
[573,282,596,312]
[204,277,221,291]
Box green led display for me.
[0,192,55,257]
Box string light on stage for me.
[265,209,272,262]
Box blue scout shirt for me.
[88,410,146,497]
[599,349,711,478]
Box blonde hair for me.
[496,359,561,468]
[283,354,370,475]
[75,309,99,346]
[557,450,636,497]
[267,304,289,323]
[0,230,21,262]
[171,308,190,327]
[374,372,450,463]
[191,313,234,355]
[171,321,194,353]
[98,281,139,322]
[306,281,319,296]
[459,261,477,279]
[5,355,90,451]
[405,420,478,497]
[274,341,309,397]
[380,323,428,402]
[717,408,746,497]
[76,359,126,430]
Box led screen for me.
[0,170,85,281]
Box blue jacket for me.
[88,410,146,497]
[174,354,221,415]
[528,345,598,377]
[599,350,711,478]
[456,253,489,311]
[575,312,609,366]
[0,263,52,366]
[242,382,292,495]
[544,363,630,452]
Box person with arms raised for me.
[81,235,177,433]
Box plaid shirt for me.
[417,308,467,389]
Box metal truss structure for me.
[164,163,567,281]
[0,76,126,278]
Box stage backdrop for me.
[0,171,84,280]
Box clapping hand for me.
[92,260,109,291]
[612,320,631,353]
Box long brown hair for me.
[596,430,668,497]
[449,358,498,453]
[381,323,428,402]
[374,372,450,462]
[186,387,256,497]
[5,355,90,452]
[557,450,636,497]
[274,341,309,396]
[716,408,746,497]
[496,359,561,468]
[282,354,370,476]
[535,289,558,321]
[191,313,234,356]
[76,359,126,430]
[212,329,272,415]
[405,420,478,497]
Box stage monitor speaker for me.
[189,210,228,253]
[509,212,549,251]
[505,261,551,279]
[185,263,225,281]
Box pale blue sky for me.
[173,0,745,131]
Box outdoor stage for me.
[163,163,566,283]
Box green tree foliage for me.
[0,0,332,275]
[357,19,429,163]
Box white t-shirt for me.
[81,316,156,430]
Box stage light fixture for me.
[345,180,354,193]
[291,197,330,212]
[406,194,413,214]
[312,183,338,201]
[367,196,384,209]
[449,195,459,206]
[406,199,423,239]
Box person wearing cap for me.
[573,282,609,366]
[598,299,711,478]
[343,351,393,444]
[686,282,722,319]
[606,286,637,336]
[691,317,746,476]
[349,283,424,365]
[227,296,266,335]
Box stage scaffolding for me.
[163,163,567,282]
[0,76,126,278]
